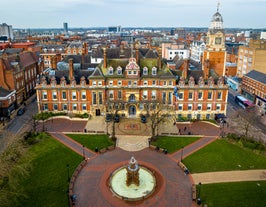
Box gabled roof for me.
[89,67,104,79]
[245,70,266,84]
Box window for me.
[163,81,167,86]
[109,81,113,86]
[109,90,114,99]
[208,91,212,100]
[187,114,192,120]
[162,92,166,104]
[92,92,96,105]
[128,81,132,86]
[168,92,172,104]
[60,104,67,111]
[108,67,113,75]
[188,92,193,100]
[92,81,97,86]
[152,67,157,75]
[72,103,77,111]
[178,104,183,111]
[117,67,122,75]
[82,104,86,111]
[62,91,67,100]
[53,104,58,110]
[188,104,193,111]
[143,67,148,75]
[198,92,203,99]
[144,81,148,86]
[118,90,122,99]
[99,92,103,104]
[197,114,201,120]
[216,104,221,111]
[52,91,57,100]
[72,91,77,100]
[98,81,102,86]
[41,103,48,111]
[197,104,202,111]
[152,80,156,86]
[143,90,148,99]
[217,91,222,100]
[139,103,144,110]
[206,114,210,120]
[133,71,137,75]
[134,81,137,87]
[152,90,156,100]
[81,91,86,100]
[42,91,47,99]
[178,92,184,100]
[207,104,212,111]
[118,80,122,86]
[128,71,132,75]
[169,81,172,86]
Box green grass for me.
[66,134,114,151]
[15,135,82,207]
[150,136,200,153]
[184,139,266,173]
[200,181,266,207]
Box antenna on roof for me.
[217,1,220,12]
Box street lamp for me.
[66,164,70,182]
[180,146,184,162]
[197,182,202,205]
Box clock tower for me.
[202,3,226,78]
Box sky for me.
[1,0,266,29]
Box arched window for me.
[143,67,148,75]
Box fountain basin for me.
[109,166,156,201]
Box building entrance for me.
[95,109,101,116]
[129,105,136,116]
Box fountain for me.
[109,156,156,201]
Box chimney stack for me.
[103,48,107,68]
[69,58,74,80]
[158,48,162,70]
[51,56,57,69]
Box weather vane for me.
[217,1,220,12]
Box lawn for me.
[184,139,266,173]
[199,181,266,207]
[150,136,200,153]
[66,134,114,151]
[15,135,82,207]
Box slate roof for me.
[0,87,14,97]
[245,70,266,84]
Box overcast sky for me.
[1,0,266,29]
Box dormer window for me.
[108,67,114,75]
[117,66,122,75]
[152,67,157,76]
[143,67,148,75]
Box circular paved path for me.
[73,148,193,207]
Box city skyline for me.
[1,0,266,29]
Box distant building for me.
[0,50,39,106]
[0,23,13,40]
[190,41,206,63]
[241,70,266,113]
[108,26,121,33]
[161,43,190,61]
[63,22,68,34]
[237,39,266,77]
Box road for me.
[0,97,38,153]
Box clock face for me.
[215,37,222,44]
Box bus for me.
[235,95,254,109]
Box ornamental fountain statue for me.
[109,156,156,201]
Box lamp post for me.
[197,182,202,205]
[66,164,70,182]
[180,146,184,162]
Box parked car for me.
[141,115,146,123]
[114,114,120,123]
[17,108,26,116]
[105,114,112,122]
